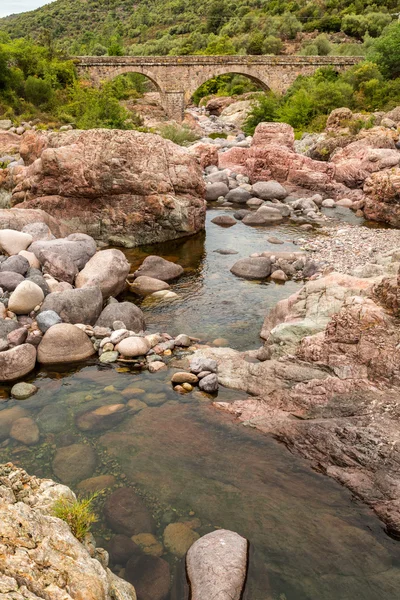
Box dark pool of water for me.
[1,208,400,600]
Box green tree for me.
[262,35,283,55]
[368,22,400,78]
[206,0,228,34]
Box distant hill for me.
[0,0,399,56]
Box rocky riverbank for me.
[192,243,400,537]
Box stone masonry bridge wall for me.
[75,55,363,121]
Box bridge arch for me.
[186,69,270,104]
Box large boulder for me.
[104,487,156,535]
[96,302,145,332]
[363,168,400,227]
[242,206,284,226]
[8,280,44,314]
[30,234,97,271]
[133,255,183,282]
[40,286,103,325]
[252,122,295,149]
[0,344,37,381]
[230,257,272,280]
[0,254,30,275]
[75,249,130,298]
[37,323,96,364]
[186,530,248,600]
[12,129,206,247]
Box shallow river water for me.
[1,208,400,600]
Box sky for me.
[0,0,53,18]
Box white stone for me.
[8,281,44,315]
[0,229,33,255]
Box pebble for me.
[99,351,119,363]
[11,382,38,400]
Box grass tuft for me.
[52,493,98,541]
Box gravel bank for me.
[298,222,400,275]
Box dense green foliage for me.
[0,36,146,127]
[0,0,399,57]
[244,26,400,134]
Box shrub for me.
[243,92,280,135]
[262,35,283,55]
[24,76,53,107]
[52,494,98,541]
[158,123,199,145]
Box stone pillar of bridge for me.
[162,91,185,122]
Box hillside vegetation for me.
[0,1,399,136]
[0,0,399,57]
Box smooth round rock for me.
[225,188,252,204]
[10,417,39,445]
[128,276,170,296]
[104,487,156,535]
[171,372,199,384]
[99,350,119,363]
[37,323,95,364]
[8,280,44,314]
[40,286,103,326]
[0,255,30,275]
[163,522,200,558]
[116,336,150,358]
[230,257,271,279]
[52,443,97,484]
[252,180,288,200]
[270,269,288,281]
[11,382,38,400]
[96,302,145,333]
[18,250,40,269]
[0,271,24,292]
[211,215,237,227]
[75,249,130,299]
[205,182,229,201]
[133,255,184,282]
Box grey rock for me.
[230,257,272,279]
[211,215,236,227]
[233,210,251,221]
[36,310,62,333]
[0,320,19,338]
[190,356,218,374]
[198,373,218,393]
[0,271,24,292]
[27,273,50,296]
[22,222,54,242]
[39,249,78,285]
[225,188,252,204]
[252,180,288,201]
[205,181,229,200]
[40,286,103,326]
[96,302,145,333]
[133,255,183,282]
[30,233,97,271]
[205,170,229,185]
[0,255,30,275]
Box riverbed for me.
[1,208,400,600]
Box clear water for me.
[1,208,399,600]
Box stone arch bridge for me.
[75,55,362,121]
